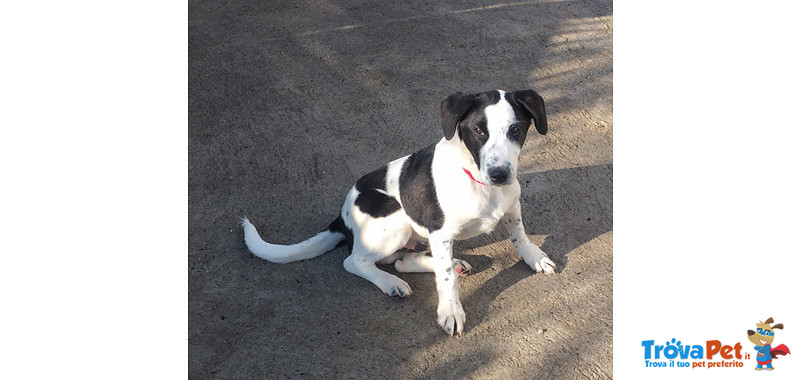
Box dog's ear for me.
[772,323,784,330]
[440,92,476,140]
[765,317,775,324]
[508,90,547,135]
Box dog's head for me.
[440,90,547,186]
[747,317,783,346]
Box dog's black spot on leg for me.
[444,277,450,281]
[446,267,452,273]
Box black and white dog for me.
[243,90,555,336]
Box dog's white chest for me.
[455,215,501,240]
[450,188,513,240]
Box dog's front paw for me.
[522,250,556,274]
[437,302,466,336]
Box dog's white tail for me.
[241,217,345,263]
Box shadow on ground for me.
[462,164,612,332]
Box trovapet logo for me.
[641,339,745,369]
[641,316,792,371]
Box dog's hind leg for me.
[343,215,415,298]
[394,252,472,277]
[344,245,412,298]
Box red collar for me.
[462,168,486,185]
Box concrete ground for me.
[189,0,612,378]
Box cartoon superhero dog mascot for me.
[747,317,791,370]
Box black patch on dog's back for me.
[355,189,401,218]
[354,165,402,218]
[327,215,354,252]
[399,144,445,232]
[355,165,387,192]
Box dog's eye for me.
[473,127,485,136]
[509,125,520,134]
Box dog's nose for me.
[748,330,755,336]
[488,167,510,184]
